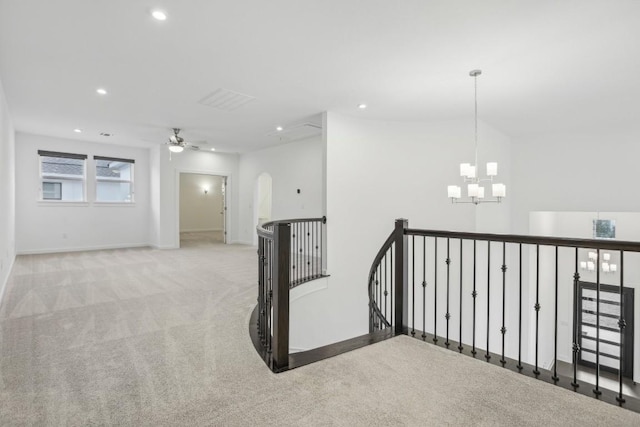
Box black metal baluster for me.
[391,243,394,327]
[304,221,312,278]
[517,243,523,371]
[445,238,451,347]
[571,247,580,388]
[267,240,272,353]
[262,239,267,344]
[422,236,427,339]
[294,224,297,284]
[533,244,540,376]
[552,246,559,382]
[433,237,438,344]
[412,235,416,336]
[384,253,388,320]
[593,248,602,396]
[472,240,477,356]
[617,250,625,404]
[500,241,507,366]
[378,262,382,328]
[458,239,464,353]
[485,241,491,361]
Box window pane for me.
[41,156,84,176]
[95,159,134,202]
[42,182,61,200]
[96,181,133,202]
[40,154,85,201]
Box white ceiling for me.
[1,0,639,152]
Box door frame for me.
[175,169,232,248]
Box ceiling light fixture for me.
[73,128,82,133]
[447,70,506,204]
[151,10,167,21]
[276,126,283,131]
[168,145,184,153]
[358,104,367,109]
[580,251,617,273]
[210,148,216,151]
[96,88,107,95]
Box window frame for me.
[38,150,88,203]
[93,156,135,204]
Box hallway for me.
[1,242,639,425]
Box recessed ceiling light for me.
[276,126,283,131]
[210,148,216,151]
[151,10,167,21]
[73,128,82,133]
[358,104,367,109]
[96,88,107,95]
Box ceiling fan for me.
[166,128,208,152]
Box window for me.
[42,182,62,200]
[94,156,134,202]
[38,150,87,201]
[593,219,616,239]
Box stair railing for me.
[254,216,326,371]
[369,218,640,411]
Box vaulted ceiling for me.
[1,1,639,152]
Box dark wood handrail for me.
[406,228,640,252]
[367,230,395,330]
[257,216,326,239]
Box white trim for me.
[228,240,253,246]
[152,244,180,250]
[180,228,223,233]
[0,253,16,309]
[37,201,89,207]
[92,202,136,207]
[289,347,310,353]
[16,243,150,255]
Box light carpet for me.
[1,240,639,426]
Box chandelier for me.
[580,251,617,273]
[447,70,506,204]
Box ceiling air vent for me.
[197,88,256,111]
[267,122,322,142]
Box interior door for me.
[578,281,634,379]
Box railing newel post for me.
[394,218,409,335]
[272,222,291,370]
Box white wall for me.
[0,77,15,300]
[153,148,239,248]
[238,136,324,245]
[317,112,511,346]
[179,173,224,232]
[511,129,640,235]
[15,133,150,253]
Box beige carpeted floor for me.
[1,239,639,426]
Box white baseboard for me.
[180,228,223,233]
[16,243,151,255]
[0,252,16,308]
[153,244,180,250]
[228,240,254,246]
